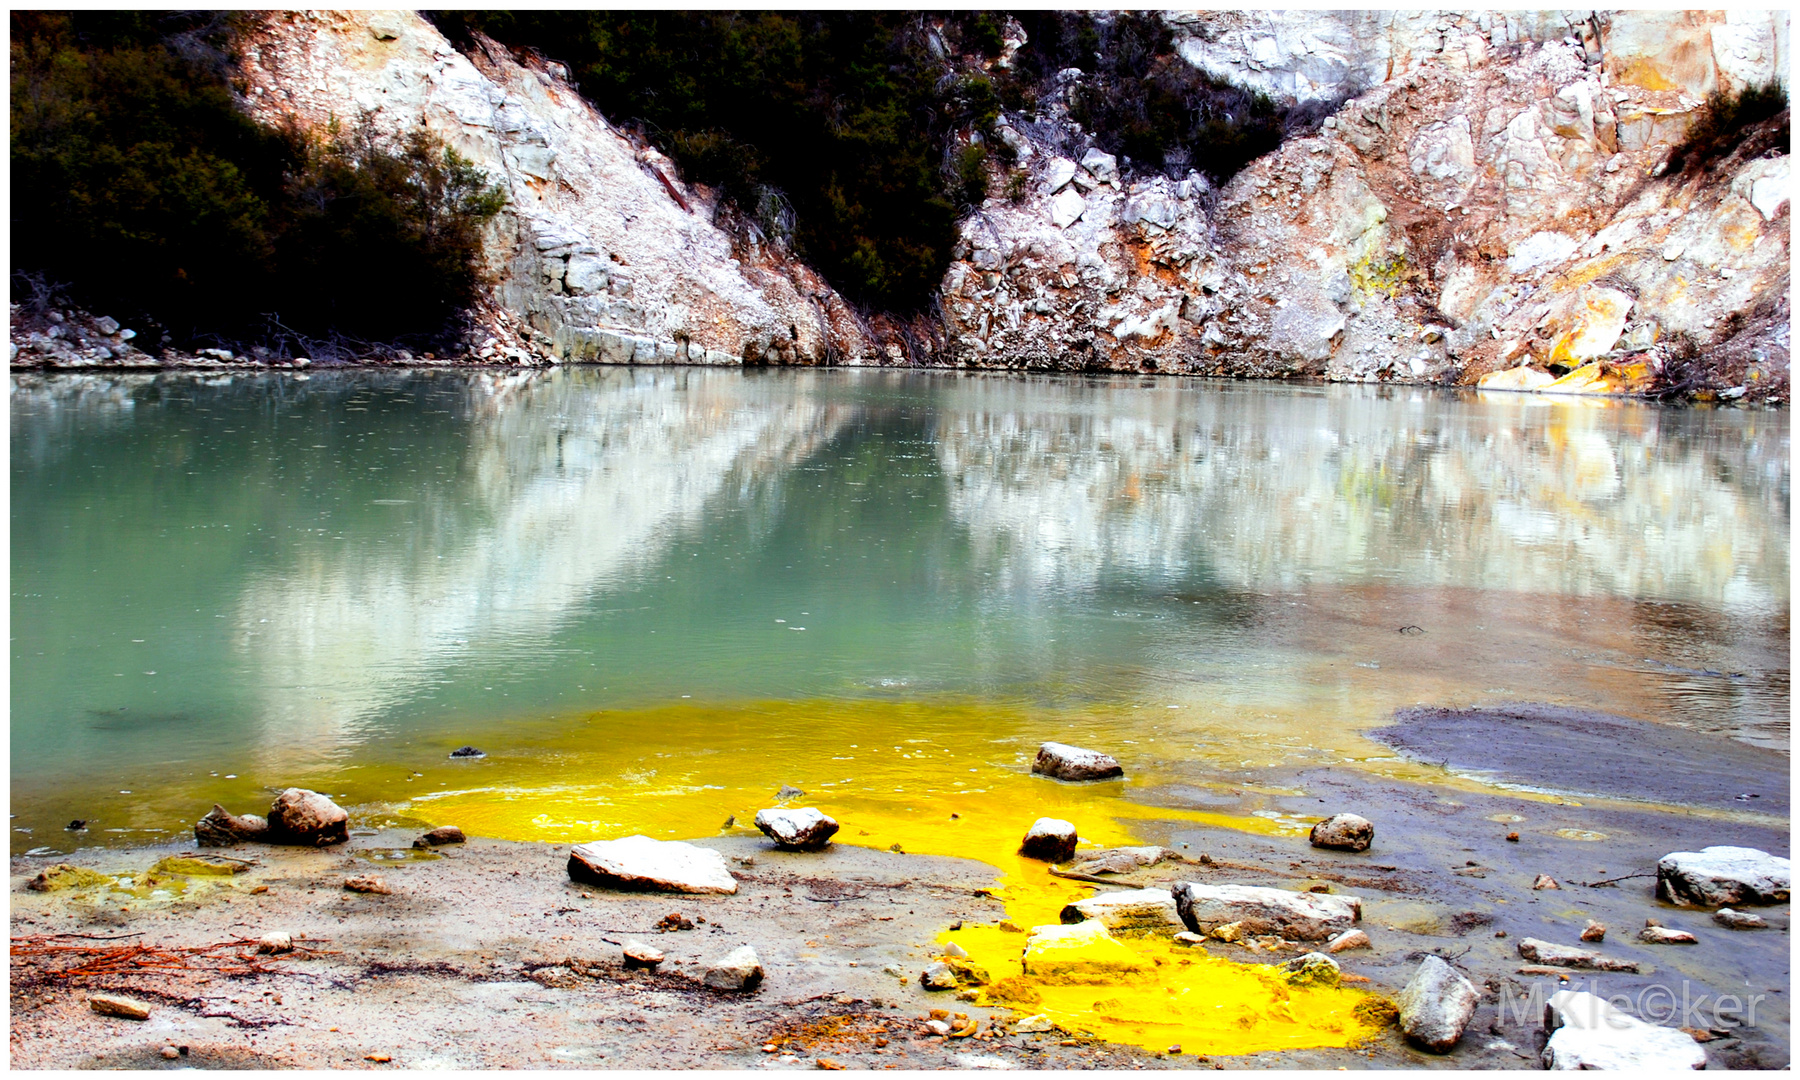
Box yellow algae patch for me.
[1021,922,1154,980]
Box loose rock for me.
[1580,920,1606,943]
[1172,882,1362,942]
[1059,888,1184,934]
[921,962,958,991]
[1395,955,1478,1052]
[1012,1014,1057,1033]
[1516,937,1639,973]
[1656,846,1790,908]
[1639,926,1698,945]
[449,745,485,758]
[1019,818,1079,862]
[1533,874,1559,890]
[621,940,664,969]
[1308,813,1374,852]
[88,994,151,1020]
[702,945,763,991]
[267,788,350,847]
[344,875,390,894]
[194,804,271,847]
[257,932,293,954]
[1541,989,1708,1070]
[1030,742,1123,782]
[1279,951,1341,987]
[413,826,466,848]
[567,835,738,894]
[775,785,805,800]
[1069,846,1177,876]
[161,1047,180,1059]
[1326,928,1371,953]
[752,807,840,850]
[1713,907,1768,930]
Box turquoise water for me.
[11,368,1788,851]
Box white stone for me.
[1059,888,1184,934]
[1516,937,1638,973]
[1049,189,1088,230]
[567,835,738,894]
[752,807,840,850]
[1044,157,1079,194]
[1079,149,1119,185]
[1506,232,1579,273]
[1541,990,1707,1070]
[1395,956,1479,1052]
[702,945,763,991]
[1172,882,1361,941]
[1477,365,1556,392]
[1657,846,1790,907]
[256,932,293,954]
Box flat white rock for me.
[567,835,737,894]
[1656,846,1790,907]
[1541,990,1707,1070]
[1172,882,1361,941]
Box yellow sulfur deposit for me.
[1021,922,1153,979]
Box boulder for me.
[1279,951,1341,987]
[88,994,151,1020]
[1172,882,1362,942]
[621,940,664,969]
[1656,846,1790,908]
[1031,742,1123,782]
[1639,926,1698,945]
[1541,989,1708,1070]
[1044,157,1079,193]
[414,826,466,848]
[1477,365,1557,392]
[1021,922,1152,980]
[194,804,270,847]
[1049,189,1087,230]
[1395,955,1479,1052]
[266,788,349,847]
[752,807,840,850]
[1059,888,1184,934]
[567,835,738,895]
[1309,813,1374,852]
[702,945,763,991]
[1713,908,1768,930]
[1079,149,1119,185]
[1019,818,1079,862]
[1516,937,1639,973]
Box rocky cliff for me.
[13,10,1789,401]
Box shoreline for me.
[12,751,1790,1070]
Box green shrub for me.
[1665,80,1789,175]
[11,11,504,352]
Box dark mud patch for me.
[1372,703,1789,816]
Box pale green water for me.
[10,368,1789,853]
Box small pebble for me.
[161,1047,180,1060]
[1580,920,1605,943]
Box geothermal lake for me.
[10,368,1789,857]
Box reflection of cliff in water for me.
[223,369,847,759]
[930,379,1789,613]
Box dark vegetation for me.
[1663,80,1789,177]
[11,11,504,356]
[431,11,1322,316]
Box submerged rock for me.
[267,789,349,847]
[1395,955,1478,1053]
[567,835,738,895]
[702,945,764,991]
[1172,882,1362,942]
[1516,937,1639,973]
[1021,922,1152,980]
[1069,846,1178,876]
[1030,742,1123,782]
[449,745,486,758]
[194,804,271,847]
[414,826,466,848]
[1059,888,1184,935]
[1656,846,1790,908]
[752,807,840,850]
[1019,818,1079,862]
[1541,989,1707,1070]
[1309,813,1374,852]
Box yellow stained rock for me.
[1541,360,1655,396]
[1547,287,1633,367]
[1022,922,1154,980]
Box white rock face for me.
[752,807,840,850]
[1395,955,1479,1052]
[567,835,738,895]
[1059,888,1185,934]
[237,11,874,365]
[1657,846,1791,908]
[1171,882,1362,941]
[1541,990,1708,1070]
